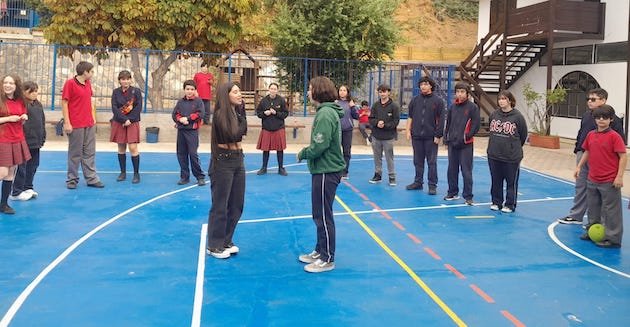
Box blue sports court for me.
[1,151,629,326]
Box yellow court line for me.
[335,196,467,327]
[455,215,495,219]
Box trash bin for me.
[145,127,159,143]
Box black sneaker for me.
[388,177,397,186]
[405,182,423,190]
[369,173,382,184]
[428,186,437,195]
[132,173,140,184]
[116,172,126,181]
[197,178,206,186]
[87,181,105,188]
[0,204,15,214]
[257,167,267,175]
[177,178,190,185]
[66,181,77,189]
[278,167,288,176]
[443,194,460,201]
[557,216,582,225]
[595,240,621,248]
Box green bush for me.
[433,0,478,22]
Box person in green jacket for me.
[297,76,345,273]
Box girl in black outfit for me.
[206,82,248,259]
[256,83,289,175]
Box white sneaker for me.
[206,247,230,259]
[9,191,32,201]
[490,204,500,211]
[304,259,335,273]
[25,189,38,198]
[298,251,320,264]
[224,243,239,254]
[501,207,514,213]
[366,139,371,146]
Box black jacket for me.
[408,93,445,139]
[172,97,205,130]
[368,98,400,140]
[486,108,528,163]
[111,86,142,123]
[445,100,480,148]
[256,95,288,131]
[574,109,626,153]
[24,100,46,149]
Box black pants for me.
[488,158,521,210]
[202,99,212,124]
[176,129,204,181]
[12,148,40,196]
[207,149,246,249]
[411,138,438,187]
[311,172,341,262]
[447,144,474,200]
[341,129,353,174]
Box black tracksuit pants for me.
[446,144,474,200]
[311,172,341,263]
[412,138,438,187]
[488,158,521,210]
[12,148,40,196]
[176,129,204,181]
[341,130,353,175]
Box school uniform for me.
[368,98,400,180]
[407,92,445,188]
[12,99,45,196]
[444,99,480,200]
[110,86,142,144]
[172,96,205,183]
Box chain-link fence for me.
[0,42,457,116]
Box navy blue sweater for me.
[172,97,205,130]
[445,100,480,148]
[24,100,46,149]
[368,99,400,140]
[408,93,445,139]
[111,86,142,123]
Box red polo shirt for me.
[62,77,94,128]
[193,72,213,100]
[582,128,626,183]
[0,98,27,142]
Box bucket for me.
[145,127,159,143]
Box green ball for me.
[588,224,606,242]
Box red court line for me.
[358,193,369,201]
[406,233,422,244]
[444,264,466,279]
[379,210,393,220]
[423,247,442,260]
[500,310,526,327]
[470,284,495,303]
[392,221,406,231]
[343,181,361,193]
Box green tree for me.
[269,0,400,94]
[34,0,255,110]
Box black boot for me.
[131,155,140,184]
[117,153,126,181]
[258,151,269,175]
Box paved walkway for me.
[41,137,630,196]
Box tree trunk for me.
[130,50,178,111]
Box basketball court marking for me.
[191,224,208,327]
[547,222,630,279]
[0,185,200,327]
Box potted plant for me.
[522,83,567,149]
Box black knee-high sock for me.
[277,151,284,168]
[118,153,127,173]
[1,180,12,205]
[262,151,270,168]
[131,155,140,174]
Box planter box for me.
[529,133,560,149]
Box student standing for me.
[297,76,345,273]
[405,76,445,195]
[444,82,480,205]
[11,81,44,201]
[575,105,626,248]
[357,100,371,145]
[0,74,31,214]
[256,83,289,176]
[206,82,248,259]
[368,84,400,186]
[110,70,143,184]
[193,62,214,124]
[172,80,206,186]
[486,90,528,213]
[557,88,625,225]
[62,61,104,189]
[337,85,359,179]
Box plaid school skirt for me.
[0,140,31,166]
[256,128,286,151]
[110,121,140,144]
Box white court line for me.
[547,222,630,279]
[239,196,574,224]
[0,184,200,327]
[191,224,208,327]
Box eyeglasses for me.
[587,97,602,102]
[593,116,610,120]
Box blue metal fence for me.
[0,42,456,116]
[0,1,37,29]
